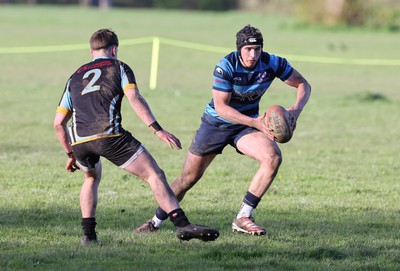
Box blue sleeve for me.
[212,57,234,92]
[270,54,293,81]
[120,62,137,92]
[58,79,73,111]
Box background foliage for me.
[2,0,400,29]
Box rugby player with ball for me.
[136,25,311,236]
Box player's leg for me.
[80,162,102,218]
[71,141,103,245]
[123,146,219,241]
[237,131,282,197]
[135,118,223,233]
[136,152,216,231]
[171,152,216,201]
[78,161,102,245]
[122,146,181,214]
[232,131,282,235]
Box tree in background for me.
[79,0,112,9]
[238,0,399,30]
[2,0,399,30]
[297,0,400,30]
[297,0,367,26]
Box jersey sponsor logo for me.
[90,60,112,69]
[77,60,113,74]
[231,88,267,102]
[77,65,89,74]
[215,67,223,76]
[214,78,228,85]
[256,71,267,83]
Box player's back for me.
[68,57,125,139]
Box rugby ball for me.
[263,105,293,143]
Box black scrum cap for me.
[236,25,264,51]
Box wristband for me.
[149,121,163,134]
[66,151,75,158]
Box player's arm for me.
[283,68,311,125]
[53,111,79,172]
[124,87,181,150]
[212,89,271,136]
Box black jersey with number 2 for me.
[56,56,137,146]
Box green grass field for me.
[0,5,399,271]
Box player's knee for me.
[84,176,96,183]
[261,151,282,169]
[155,169,166,181]
[274,153,283,168]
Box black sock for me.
[243,191,261,208]
[155,207,169,221]
[168,208,190,228]
[81,217,97,240]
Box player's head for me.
[90,29,119,51]
[236,25,263,69]
[236,25,263,52]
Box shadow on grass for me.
[347,91,390,103]
[0,205,399,270]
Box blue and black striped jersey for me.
[205,51,293,125]
[56,56,137,145]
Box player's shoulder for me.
[259,51,270,62]
[72,61,91,76]
[115,59,134,72]
[262,51,286,64]
[262,52,289,68]
[115,58,127,66]
[223,51,237,61]
[216,51,237,71]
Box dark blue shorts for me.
[189,114,258,156]
[72,130,142,171]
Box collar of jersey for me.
[92,56,111,61]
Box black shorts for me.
[71,131,142,171]
[189,114,258,156]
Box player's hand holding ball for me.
[263,105,295,143]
